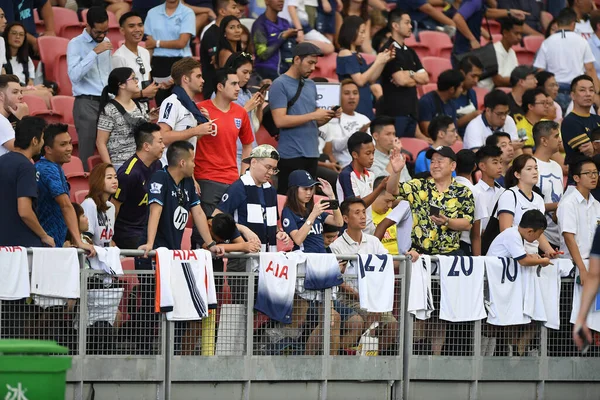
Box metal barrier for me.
[1,251,600,400]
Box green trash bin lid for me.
[0,340,68,355]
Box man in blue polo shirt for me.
[417,69,464,135]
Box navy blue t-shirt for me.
[452,0,485,56]
[0,152,42,247]
[148,168,200,250]
[417,91,458,125]
[281,207,329,253]
[0,0,46,36]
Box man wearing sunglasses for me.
[67,6,112,171]
[112,11,161,101]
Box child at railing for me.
[64,203,93,252]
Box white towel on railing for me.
[88,246,122,275]
[484,257,530,326]
[356,253,394,312]
[155,248,216,321]
[407,255,434,320]
[570,259,600,332]
[438,256,486,322]
[255,252,299,324]
[0,246,29,300]
[30,247,80,299]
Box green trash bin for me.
[0,340,72,400]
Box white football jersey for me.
[485,256,531,326]
[356,253,394,313]
[438,256,486,322]
[255,252,299,324]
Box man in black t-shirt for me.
[200,0,239,98]
[112,122,165,249]
[380,9,429,140]
[0,116,52,248]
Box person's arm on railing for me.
[140,202,162,257]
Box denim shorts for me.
[316,10,336,34]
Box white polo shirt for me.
[534,30,596,85]
[487,226,527,260]
[478,41,518,91]
[463,114,518,150]
[112,45,152,88]
[454,176,487,245]
[158,93,198,166]
[473,178,504,231]
[557,188,600,260]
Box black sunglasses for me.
[136,56,146,75]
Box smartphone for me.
[258,83,271,94]
[430,204,440,217]
[325,199,339,210]
[578,326,591,355]
[331,105,341,112]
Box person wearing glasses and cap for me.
[214,144,291,300]
[67,6,112,171]
[112,11,162,102]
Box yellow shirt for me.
[514,115,535,147]
[372,208,397,255]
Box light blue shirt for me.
[588,34,600,80]
[144,2,196,58]
[67,29,111,97]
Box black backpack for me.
[262,78,305,139]
[481,189,517,255]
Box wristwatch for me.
[156,40,161,48]
[444,218,450,227]
[306,220,313,226]
[207,240,217,249]
[409,71,415,77]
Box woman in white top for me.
[497,154,556,255]
[3,22,53,107]
[97,67,149,171]
[81,163,118,248]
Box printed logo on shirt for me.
[221,193,229,202]
[234,118,242,129]
[163,103,173,119]
[283,218,290,227]
[150,182,163,194]
[173,206,189,230]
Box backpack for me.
[481,189,517,255]
[108,99,146,130]
[262,78,305,139]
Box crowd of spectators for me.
[2,0,600,355]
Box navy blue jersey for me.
[148,168,200,250]
[281,207,329,253]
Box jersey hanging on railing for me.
[302,253,343,290]
[255,252,299,324]
[438,256,486,322]
[408,255,435,320]
[485,257,531,326]
[155,248,216,321]
[0,246,29,300]
[356,254,394,313]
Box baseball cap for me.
[288,170,319,188]
[425,146,457,161]
[293,42,323,58]
[242,144,280,164]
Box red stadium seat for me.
[67,175,89,201]
[420,83,437,97]
[51,96,75,125]
[87,155,103,171]
[182,228,192,250]
[81,9,119,28]
[400,137,430,163]
[30,110,64,124]
[361,53,376,65]
[491,34,502,43]
[55,54,73,96]
[523,35,543,53]
[487,19,501,35]
[472,86,489,109]
[421,57,452,83]
[497,87,511,94]
[68,124,79,157]
[38,36,69,82]
[74,189,89,204]
[255,126,278,148]
[514,47,534,65]
[64,155,85,176]
[313,52,337,80]
[49,7,84,38]
[451,141,463,153]
[23,95,48,113]
[418,31,452,58]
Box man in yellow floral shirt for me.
[386,146,475,255]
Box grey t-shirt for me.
[98,102,148,165]
[371,148,412,182]
[269,74,319,159]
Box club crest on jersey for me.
[150,182,163,194]
[173,206,189,230]
[163,103,173,119]
[234,118,242,129]
[282,218,290,227]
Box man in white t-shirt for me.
[321,80,371,167]
[112,11,160,101]
[158,57,213,166]
[478,17,522,91]
[533,120,564,248]
[0,74,29,156]
[463,90,518,150]
[534,8,599,112]
[569,0,594,39]
[557,157,600,284]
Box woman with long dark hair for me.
[336,16,392,119]
[3,22,53,106]
[96,67,148,170]
[337,0,371,53]
[81,163,118,248]
[217,15,243,68]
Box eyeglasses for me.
[579,171,599,177]
[9,31,25,37]
[91,28,109,36]
[259,160,279,174]
[136,56,146,75]
[534,102,551,106]
[127,76,140,82]
[492,110,509,117]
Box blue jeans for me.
[556,83,572,115]
[394,115,417,138]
